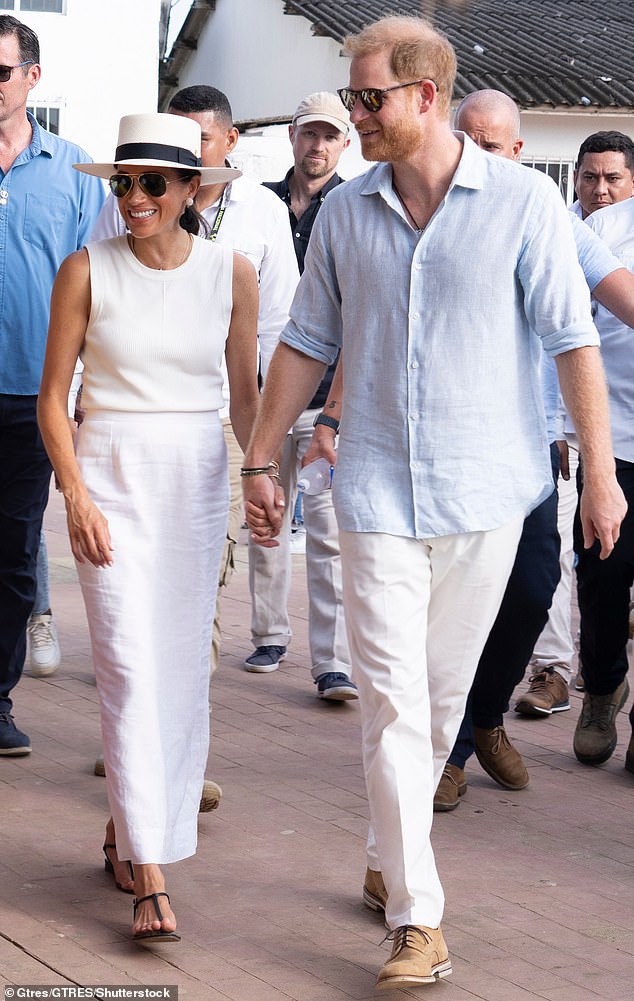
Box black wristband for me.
[313,413,339,433]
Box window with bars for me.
[0,1,64,11]
[27,102,60,134]
[522,157,575,205]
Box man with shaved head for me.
[454,88,523,158]
[435,90,634,811]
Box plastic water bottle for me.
[297,458,333,495]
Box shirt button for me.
[295,232,301,238]
[411,360,419,369]
[410,312,420,320]
[410,413,419,421]
[415,263,423,270]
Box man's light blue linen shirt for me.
[585,198,634,463]
[0,113,104,394]
[281,135,599,539]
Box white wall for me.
[520,110,634,162]
[175,0,351,124]
[17,0,161,161]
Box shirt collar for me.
[282,167,342,203]
[26,111,55,158]
[359,130,487,202]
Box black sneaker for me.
[244,645,287,673]
[316,672,359,701]
[0,712,31,756]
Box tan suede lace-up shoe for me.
[433,763,467,811]
[473,725,529,789]
[363,867,387,914]
[376,924,452,989]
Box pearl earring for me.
[185,197,194,207]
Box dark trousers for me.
[574,457,634,730]
[0,395,52,714]
[450,443,561,768]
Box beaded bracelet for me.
[240,460,280,478]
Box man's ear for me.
[226,127,239,156]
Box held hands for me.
[580,473,627,560]
[243,474,286,547]
[65,491,114,567]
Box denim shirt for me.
[0,114,104,395]
[281,134,599,539]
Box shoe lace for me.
[580,692,614,731]
[526,668,552,693]
[29,617,54,649]
[382,925,433,951]
[487,726,510,754]
[0,711,15,724]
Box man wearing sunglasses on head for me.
[0,15,104,757]
[241,15,625,991]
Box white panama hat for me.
[74,112,241,184]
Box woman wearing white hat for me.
[38,113,260,941]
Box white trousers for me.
[249,408,351,679]
[530,435,580,682]
[340,517,524,929]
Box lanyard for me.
[207,183,232,242]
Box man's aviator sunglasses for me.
[109,172,181,199]
[0,60,34,82]
[337,79,436,113]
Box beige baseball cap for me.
[292,92,351,134]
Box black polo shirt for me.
[263,169,344,407]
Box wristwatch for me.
[313,413,339,433]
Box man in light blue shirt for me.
[0,15,104,756]
[241,15,625,990]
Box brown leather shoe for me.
[433,763,467,812]
[199,779,222,812]
[514,666,570,716]
[363,868,387,914]
[473,725,529,790]
[376,925,452,989]
[95,754,222,812]
[573,678,630,765]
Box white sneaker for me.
[289,527,306,555]
[27,612,61,677]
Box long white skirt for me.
[75,411,228,864]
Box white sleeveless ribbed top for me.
[81,236,233,413]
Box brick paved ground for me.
[1,488,633,1000]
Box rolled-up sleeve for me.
[518,180,600,357]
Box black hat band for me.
[114,141,202,168]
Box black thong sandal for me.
[133,892,181,942]
[102,842,135,894]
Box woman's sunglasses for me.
[108,172,180,199]
[337,79,436,113]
